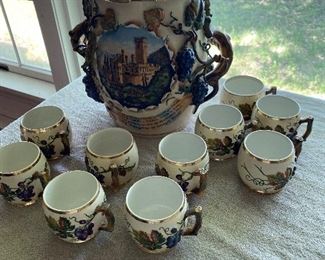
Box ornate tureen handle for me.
[69,0,233,114]
[204,30,233,102]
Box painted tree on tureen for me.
[70,0,233,136]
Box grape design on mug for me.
[44,201,110,242]
[127,223,184,251]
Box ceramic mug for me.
[195,104,245,161]
[42,170,115,243]
[0,142,50,206]
[20,106,71,160]
[155,132,209,194]
[237,130,296,194]
[85,128,139,190]
[251,95,314,157]
[220,75,277,120]
[125,176,202,254]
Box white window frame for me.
[33,0,84,90]
[1,0,84,91]
[0,0,53,82]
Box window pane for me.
[0,6,17,63]
[3,0,50,71]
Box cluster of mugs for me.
[0,106,202,253]
[0,74,314,253]
[194,75,314,194]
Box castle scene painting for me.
[97,25,175,109]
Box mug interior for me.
[0,142,39,173]
[126,176,184,221]
[257,95,300,118]
[199,104,243,129]
[159,132,206,163]
[43,171,98,211]
[244,130,294,161]
[87,128,133,157]
[224,75,264,96]
[22,106,64,129]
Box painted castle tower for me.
[105,37,160,86]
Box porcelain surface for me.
[155,132,209,193]
[20,106,71,160]
[220,75,276,120]
[252,95,301,135]
[85,128,139,189]
[195,104,245,160]
[42,171,114,243]
[70,0,233,135]
[237,131,296,194]
[0,142,50,206]
[125,176,202,253]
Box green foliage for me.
[212,0,325,95]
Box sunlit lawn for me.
[211,0,325,96]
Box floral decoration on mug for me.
[20,106,72,160]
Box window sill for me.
[0,70,56,99]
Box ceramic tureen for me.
[70,0,233,136]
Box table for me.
[0,77,324,260]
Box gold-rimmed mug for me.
[42,170,115,243]
[220,75,277,120]
[237,130,296,194]
[155,132,209,194]
[20,106,71,160]
[251,95,314,157]
[85,128,139,190]
[195,104,245,161]
[0,141,50,206]
[125,176,203,254]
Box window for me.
[0,0,52,82]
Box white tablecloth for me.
[0,77,324,260]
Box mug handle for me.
[32,167,51,189]
[110,164,120,189]
[291,116,314,158]
[297,116,314,141]
[95,202,115,232]
[192,168,208,194]
[265,86,277,95]
[59,127,71,156]
[182,206,203,236]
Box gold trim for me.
[197,114,244,132]
[241,179,283,195]
[125,198,186,224]
[9,199,38,207]
[0,142,42,176]
[158,151,208,167]
[242,131,295,164]
[158,133,208,167]
[210,153,236,161]
[86,128,135,159]
[20,106,66,134]
[223,75,265,97]
[60,234,97,244]
[43,180,101,215]
[255,96,301,121]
